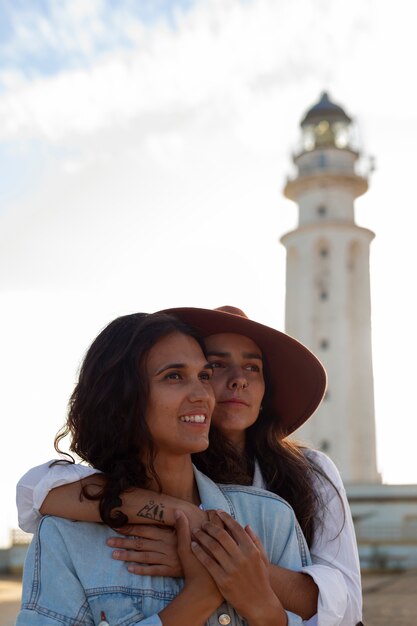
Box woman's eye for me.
[165,372,181,381]
[199,370,212,381]
[246,364,261,372]
[208,361,223,369]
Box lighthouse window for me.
[320,290,328,300]
[317,205,327,217]
[319,247,329,257]
[320,338,329,349]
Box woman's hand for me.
[175,510,223,605]
[107,509,222,577]
[191,510,287,626]
[108,524,183,577]
[157,510,223,626]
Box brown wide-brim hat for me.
[160,305,327,436]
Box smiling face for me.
[144,331,215,459]
[205,333,265,451]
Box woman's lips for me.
[219,398,249,406]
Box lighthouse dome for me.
[301,91,352,127]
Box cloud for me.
[0,0,196,76]
[0,0,378,290]
[0,0,375,146]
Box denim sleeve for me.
[16,519,95,625]
[270,506,310,625]
[295,520,312,567]
[270,504,311,571]
[16,518,170,626]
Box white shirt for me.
[16,449,362,626]
[253,449,362,626]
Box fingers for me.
[206,509,225,527]
[108,523,182,576]
[193,511,256,558]
[125,563,181,577]
[192,523,237,562]
[107,535,173,553]
[113,524,175,540]
[191,512,274,617]
[244,524,266,553]
[113,524,142,536]
[191,530,252,595]
[215,510,253,546]
[212,514,269,567]
[174,510,192,557]
[107,524,176,555]
[112,548,169,564]
[191,538,224,578]
[108,536,145,550]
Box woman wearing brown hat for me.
[17,306,362,625]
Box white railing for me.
[355,526,417,543]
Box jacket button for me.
[218,614,231,625]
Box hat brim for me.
[160,307,327,435]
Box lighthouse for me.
[281,92,380,484]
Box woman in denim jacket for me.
[17,307,362,624]
[17,311,312,626]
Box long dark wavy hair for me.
[193,360,343,548]
[54,312,208,527]
[55,311,341,546]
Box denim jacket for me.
[17,467,311,626]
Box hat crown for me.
[215,305,248,319]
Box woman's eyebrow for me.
[155,362,212,375]
[155,363,185,375]
[243,352,262,360]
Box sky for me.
[1,0,417,548]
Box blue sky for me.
[1,0,417,547]
[0,0,198,207]
[0,0,197,77]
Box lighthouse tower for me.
[281,92,380,484]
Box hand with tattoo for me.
[107,509,222,577]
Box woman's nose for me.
[228,373,249,391]
[189,379,215,403]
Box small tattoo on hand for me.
[137,500,166,523]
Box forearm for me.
[268,564,318,620]
[40,476,205,527]
[118,489,205,527]
[245,599,288,626]
[40,477,104,520]
[159,584,221,626]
